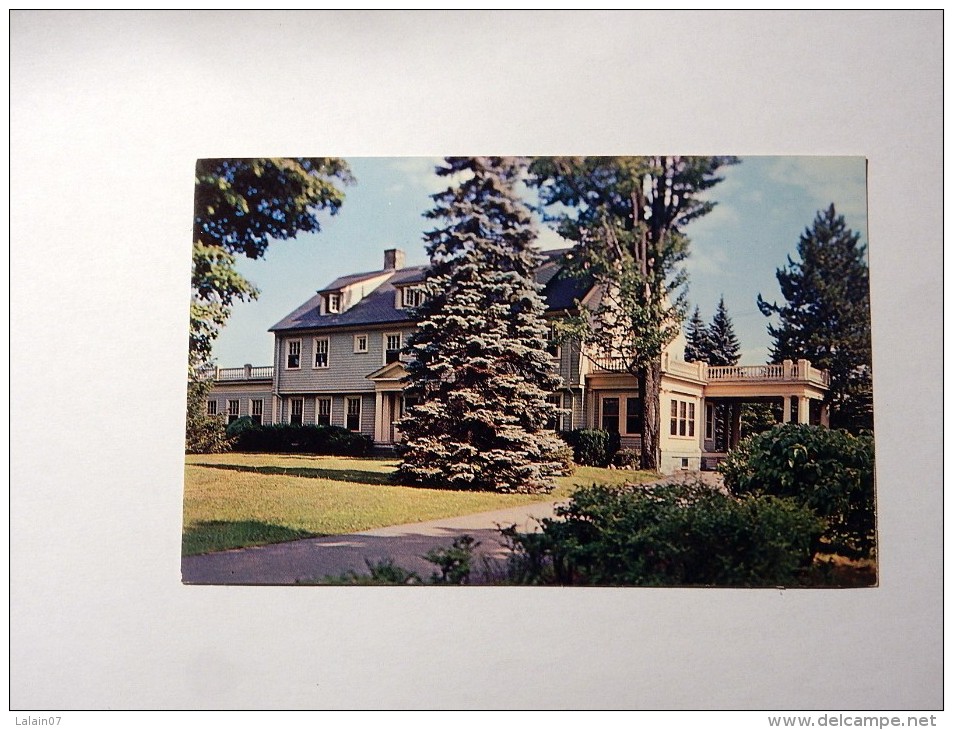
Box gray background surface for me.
[10,10,943,709]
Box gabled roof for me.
[318,269,396,293]
[270,248,593,333]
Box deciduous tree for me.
[530,156,738,469]
[190,157,353,371]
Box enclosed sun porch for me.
[588,354,830,473]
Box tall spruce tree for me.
[706,296,741,366]
[758,204,873,432]
[530,156,738,469]
[397,157,568,494]
[684,305,711,363]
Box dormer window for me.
[326,292,341,314]
[402,286,426,308]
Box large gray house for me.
[204,248,830,473]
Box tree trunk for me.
[639,359,662,471]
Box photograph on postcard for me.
[182,156,874,588]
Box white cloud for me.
[765,156,869,229]
[535,223,570,251]
[387,156,446,194]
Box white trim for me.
[345,395,362,432]
[250,398,264,426]
[206,399,218,416]
[353,333,368,353]
[227,398,240,424]
[325,291,341,314]
[668,397,697,439]
[289,397,304,425]
[313,336,330,369]
[401,286,426,308]
[286,338,301,370]
[316,396,332,426]
[383,331,402,365]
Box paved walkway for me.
[181,500,562,586]
[181,470,723,586]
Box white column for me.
[374,391,384,443]
[798,396,810,424]
[782,396,792,423]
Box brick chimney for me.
[384,248,405,270]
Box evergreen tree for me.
[684,305,711,363]
[758,204,873,432]
[706,296,741,366]
[397,157,569,494]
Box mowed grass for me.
[183,452,656,556]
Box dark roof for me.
[270,248,592,333]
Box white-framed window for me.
[545,324,561,358]
[286,339,301,369]
[313,337,329,368]
[384,332,402,364]
[290,398,304,426]
[402,286,426,308]
[705,403,715,440]
[353,333,368,353]
[250,399,263,426]
[316,397,332,426]
[227,399,240,425]
[345,396,361,431]
[669,398,696,438]
[206,400,217,416]
[326,292,341,314]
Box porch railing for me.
[708,364,783,380]
[592,355,829,387]
[202,365,275,382]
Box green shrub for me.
[185,380,233,454]
[613,448,640,469]
[503,482,824,587]
[424,534,480,585]
[718,423,875,558]
[559,429,620,467]
[318,559,423,585]
[233,424,373,456]
[225,416,255,438]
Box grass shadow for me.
[190,462,394,486]
[183,520,323,556]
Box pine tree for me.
[758,204,873,432]
[397,157,569,494]
[684,305,711,363]
[706,296,741,366]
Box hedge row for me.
[226,419,374,456]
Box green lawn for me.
[183,452,656,556]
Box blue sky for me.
[209,156,869,367]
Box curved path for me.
[180,471,722,586]
[181,499,561,586]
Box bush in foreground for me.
[718,423,875,558]
[502,483,824,587]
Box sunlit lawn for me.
[183,452,656,556]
